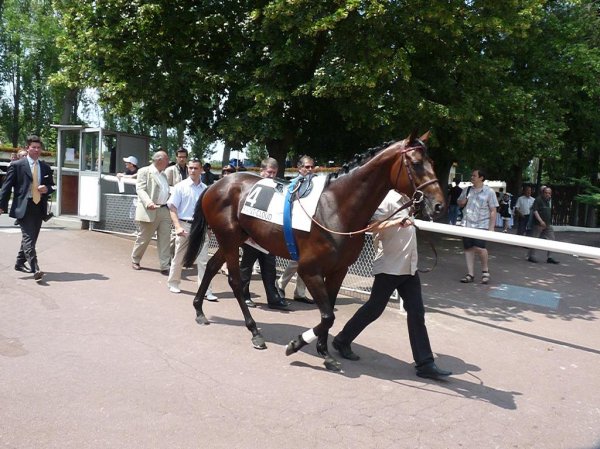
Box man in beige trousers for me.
[131,151,172,273]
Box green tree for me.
[0,0,67,146]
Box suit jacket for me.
[165,164,187,186]
[134,165,170,222]
[0,158,55,219]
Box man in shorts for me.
[457,169,498,284]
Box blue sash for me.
[283,177,300,261]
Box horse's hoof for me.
[285,335,307,356]
[252,334,267,350]
[195,314,210,325]
[285,340,299,356]
[324,357,342,372]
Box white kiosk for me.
[52,125,150,225]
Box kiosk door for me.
[78,130,103,221]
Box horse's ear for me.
[419,130,431,142]
[407,128,419,142]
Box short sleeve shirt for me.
[515,195,535,215]
[531,196,552,225]
[167,177,207,220]
[371,190,418,276]
[458,185,499,229]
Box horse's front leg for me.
[228,249,266,350]
[193,248,225,325]
[285,272,341,371]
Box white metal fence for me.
[90,193,600,301]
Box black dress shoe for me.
[416,362,452,379]
[546,258,559,264]
[332,338,360,361]
[14,263,30,273]
[527,257,538,263]
[268,299,289,310]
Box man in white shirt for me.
[131,151,172,273]
[457,169,498,284]
[166,158,217,299]
[332,190,452,380]
[514,185,535,236]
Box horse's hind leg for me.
[193,247,225,325]
[224,247,267,350]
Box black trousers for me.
[336,272,434,367]
[516,215,530,236]
[239,244,280,305]
[17,199,44,271]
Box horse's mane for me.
[325,140,399,186]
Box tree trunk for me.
[506,163,524,197]
[265,136,292,177]
[160,124,168,151]
[221,143,231,167]
[10,50,21,147]
[34,63,43,134]
[60,88,79,124]
[177,123,185,147]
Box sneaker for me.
[169,285,181,294]
[205,292,218,301]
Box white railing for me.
[87,191,600,300]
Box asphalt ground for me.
[1,214,599,449]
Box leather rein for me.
[294,144,439,237]
[292,144,440,272]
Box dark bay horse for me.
[184,132,445,371]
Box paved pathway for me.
[1,214,599,449]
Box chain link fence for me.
[91,193,388,302]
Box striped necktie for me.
[32,162,41,204]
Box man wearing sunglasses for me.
[276,155,316,305]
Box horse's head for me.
[392,131,445,220]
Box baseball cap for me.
[123,156,138,166]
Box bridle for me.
[294,141,440,237]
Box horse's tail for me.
[183,189,209,267]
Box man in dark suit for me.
[0,135,55,281]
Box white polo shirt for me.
[371,190,418,276]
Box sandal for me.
[481,271,490,284]
[460,274,474,283]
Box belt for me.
[159,204,168,208]
[180,219,194,223]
